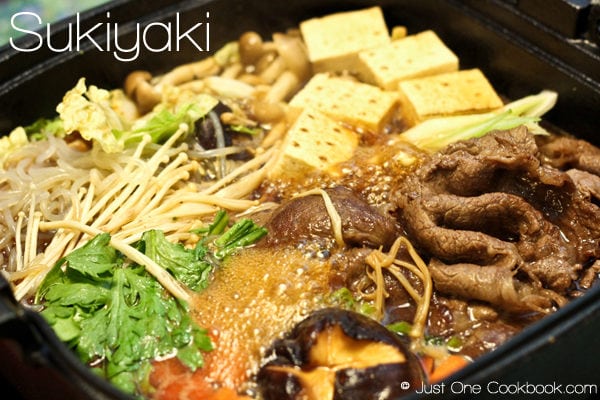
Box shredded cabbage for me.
[57,78,218,153]
[0,127,28,168]
[57,78,129,153]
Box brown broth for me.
[190,246,331,388]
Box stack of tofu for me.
[269,6,504,180]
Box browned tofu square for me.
[300,7,390,74]
[398,68,504,125]
[357,30,459,90]
[289,73,399,133]
[268,108,359,179]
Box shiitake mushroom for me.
[194,102,234,150]
[257,308,426,400]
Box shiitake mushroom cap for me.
[257,308,426,400]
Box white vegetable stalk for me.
[401,90,558,152]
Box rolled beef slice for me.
[395,127,600,313]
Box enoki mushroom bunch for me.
[4,126,275,301]
[363,236,433,341]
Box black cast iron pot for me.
[1,1,599,399]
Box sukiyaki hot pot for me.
[1,0,600,399]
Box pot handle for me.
[0,273,132,400]
[0,273,40,347]
[589,2,600,46]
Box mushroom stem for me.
[220,62,243,79]
[264,71,300,103]
[259,56,286,84]
[124,70,162,114]
[159,57,220,87]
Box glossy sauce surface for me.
[191,246,331,388]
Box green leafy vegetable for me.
[35,212,267,396]
[329,287,356,309]
[204,209,230,236]
[425,335,446,346]
[387,320,413,335]
[230,124,263,136]
[191,210,268,260]
[401,90,557,152]
[23,117,66,141]
[140,210,266,290]
[117,98,217,147]
[36,233,213,396]
[212,218,268,259]
[213,41,240,67]
[139,229,213,291]
[422,334,463,351]
[446,336,464,351]
[328,287,377,317]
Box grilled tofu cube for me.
[398,68,504,126]
[269,108,359,179]
[357,30,459,90]
[289,73,399,133]
[299,7,390,74]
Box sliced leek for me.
[401,90,557,152]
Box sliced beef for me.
[459,319,523,359]
[428,260,559,313]
[537,134,600,175]
[567,169,600,201]
[402,191,578,291]
[536,134,600,259]
[395,127,600,313]
[404,125,540,197]
[260,186,399,249]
